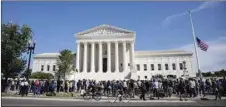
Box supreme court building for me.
[33,24,196,81]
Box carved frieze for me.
[77,24,134,37]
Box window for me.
[47,65,50,71]
[165,64,169,70]
[151,64,154,71]
[179,63,183,70]
[136,64,140,71]
[53,65,56,71]
[145,76,147,79]
[172,63,176,70]
[41,65,44,71]
[158,64,161,70]
[144,64,147,71]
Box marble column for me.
[114,41,119,72]
[76,42,80,72]
[83,42,87,72]
[90,42,95,72]
[123,42,127,72]
[98,42,103,72]
[107,42,111,72]
[130,41,135,71]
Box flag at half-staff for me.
[196,37,209,51]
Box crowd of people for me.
[2,76,226,101]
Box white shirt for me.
[123,82,127,88]
[154,81,159,89]
[12,81,15,85]
[20,82,25,86]
[138,81,142,87]
[24,81,29,86]
[190,81,196,88]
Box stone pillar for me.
[130,41,135,71]
[90,42,95,72]
[123,41,127,72]
[76,42,80,72]
[83,42,87,72]
[107,42,111,72]
[98,42,103,72]
[115,41,119,72]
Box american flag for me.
[196,37,209,51]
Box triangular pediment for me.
[76,24,135,36]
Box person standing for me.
[178,78,186,101]
[153,79,159,97]
[24,79,29,96]
[20,79,25,97]
[189,79,196,98]
[77,80,81,93]
[11,79,15,91]
[200,79,206,98]
[215,80,223,100]
[140,82,147,101]
[49,80,56,96]
[57,79,60,92]
[34,80,40,97]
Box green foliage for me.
[202,69,226,77]
[30,72,54,79]
[1,22,32,79]
[56,49,75,80]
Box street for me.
[2,97,226,106]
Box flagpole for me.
[188,10,202,79]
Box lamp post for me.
[26,40,36,80]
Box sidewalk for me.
[3,91,225,101]
[2,96,196,103]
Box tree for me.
[1,22,32,89]
[30,72,54,80]
[56,49,75,81]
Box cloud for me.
[162,2,220,28]
[191,1,219,13]
[177,37,226,72]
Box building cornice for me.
[135,50,193,58]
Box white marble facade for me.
[32,24,196,81]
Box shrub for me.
[30,72,54,79]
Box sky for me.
[2,1,226,72]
